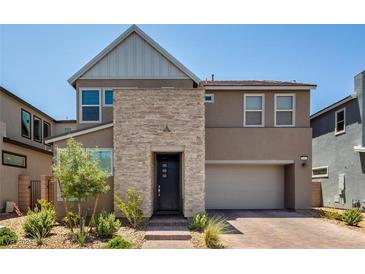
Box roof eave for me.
[204,85,317,91]
[310,95,357,119]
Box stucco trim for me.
[206,160,294,165]
[204,86,316,91]
[354,145,365,152]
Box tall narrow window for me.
[21,109,31,139]
[104,89,113,106]
[275,94,295,127]
[43,121,51,141]
[80,89,101,123]
[335,108,346,135]
[244,94,264,127]
[33,116,42,143]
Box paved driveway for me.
[210,210,365,248]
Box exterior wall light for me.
[163,124,171,133]
[300,155,308,166]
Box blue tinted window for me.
[104,90,113,105]
[82,90,99,105]
[82,106,99,121]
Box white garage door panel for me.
[206,164,284,209]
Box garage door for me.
[206,164,285,209]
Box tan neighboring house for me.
[45,25,316,217]
[0,86,76,212]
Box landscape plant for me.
[188,212,208,231]
[95,211,121,238]
[103,235,132,249]
[115,188,144,228]
[22,200,56,245]
[321,210,342,221]
[204,216,229,249]
[0,227,18,246]
[341,208,363,226]
[52,138,110,245]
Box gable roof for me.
[68,25,200,87]
[310,94,357,119]
[202,80,316,90]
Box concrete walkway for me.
[142,216,193,249]
[211,210,365,249]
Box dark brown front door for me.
[156,154,180,213]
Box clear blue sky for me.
[1,24,365,120]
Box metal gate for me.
[47,178,55,205]
[30,180,41,210]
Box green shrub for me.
[188,212,208,231]
[115,188,143,228]
[0,227,17,246]
[22,204,56,245]
[95,212,121,238]
[103,236,132,249]
[204,216,229,249]
[63,211,80,233]
[342,208,363,226]
[321,210,342,221]
[73,218,88,246]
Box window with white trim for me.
[275,94,295,127]
[312,166,329,178]
[204,94,214,103]
[80,89,101,123]
[244,94,264,127]
[103,89,113,106]
[335,108,345,135]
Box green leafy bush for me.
[115,188,144,228]
[188,212,208,231]
[22,203,56,245]
[103,236,132,249]
[0,227,17,246]
[342,208,363,226]
[204,216,229,249]
[73,218,88,246]
[63,211,80,233]
[95,212,121,238]
[321,210,342,221]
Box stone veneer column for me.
[40,175,51,201]
[113,88,205,218]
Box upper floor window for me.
[204,94,215,103]
[275,94,295,127]
[80,89,101,123]
[21,109,31,139]
[43,121,51,141]
[335,108,346,135]
[33,115,42,143]
[244,94,264,127]
[104,89,113,106]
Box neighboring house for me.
[311,71,365,209]
[0,86,76,212]
[45,25,316,217]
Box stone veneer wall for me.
[113,88,205,217]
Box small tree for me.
[52,138,110,243]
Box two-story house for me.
[311,71,365,209]
[45,25,316,217]
[0,86,76,212]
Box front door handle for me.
[158,185,161,197]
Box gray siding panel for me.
[81,33,189,80]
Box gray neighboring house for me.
[311,71,365,209]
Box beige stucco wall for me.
[0,92,55,149]
[113,88,205,217]
[206,127,312,209]
[53,127,113,216]
[75,79,195,129]
[205,90,310,128]
[53,122,77,135]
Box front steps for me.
[142,216,192,249]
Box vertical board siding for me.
[82,33,189,79]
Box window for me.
[335,108,346,135]
[64,128,72,133]
[312,166,329,178]
[88,149,113,175]
[244,94,264,127]
[2,151,27,168]
[43,121,51,142]
[21,109,31,139]
[80,89,101,123]
[33,116,42,143]
[204,94,215,103]
[104,89,113,106]
[275,94,295,127]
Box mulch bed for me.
[0,216,146,249]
